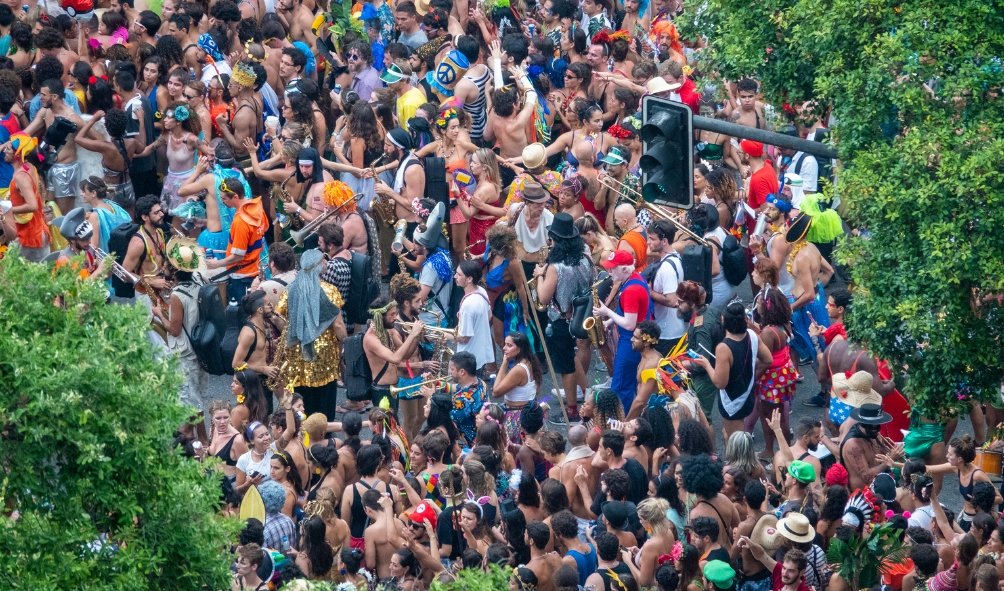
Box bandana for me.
[766,193,792,214]
[197,33,224,62]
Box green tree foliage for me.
[0,255,235,588]
[429,564,513,591]
[682,0,1004,418]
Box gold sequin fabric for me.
[272,283,345,389]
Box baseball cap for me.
[601,250,635,270]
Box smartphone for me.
[687,349,700,359]
[249,471,261,479]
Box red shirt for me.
[678,78,700,114]
[619,272,651,320]
[747,161,780,210]
[772,561,812,591]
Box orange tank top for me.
[11,166,50,249]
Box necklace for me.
[786,239,808,274]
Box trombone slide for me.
[389,376,445,395]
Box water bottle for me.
[188,67,196,82]
[226,297,240,326]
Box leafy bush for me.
[0,255,235,588]
[682,0,1004,419]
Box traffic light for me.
[640,96,694,209]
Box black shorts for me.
[545,317,577,375]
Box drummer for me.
[889,435,1003,532]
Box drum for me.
[974,448,1003,476]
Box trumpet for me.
[89,246,141,285]
[287,193,364,247]
[389,376,445,396]
[395,321,457,338]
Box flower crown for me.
[232,61,257,89]
[435,108,459,129]
[411,198,430,218]
[610,29,632,44]
[167,104,191,123]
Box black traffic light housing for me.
[640,96,694,210]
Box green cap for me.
[379,63,409,84]
[703,560,736,590]
[787,460,817,484]
[600,145,630,166]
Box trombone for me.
[389,376,445,396]
[286,193,364,247]
[525,276,547,311]
[596,175,708,247]
[394,321,458,338]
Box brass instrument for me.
[394,321,457,338]
[526,276,547,311]
[89,246,142,285]
[287,193,364,247]
[276,176,302,231]
[462,240,486,260]
[391,219,408,253]
[389,376,445,396]
[581,275,609,347]
[369,155,398,224]
[597,176,710,247]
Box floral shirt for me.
[445,380,486,444]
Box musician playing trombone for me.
[595,146,641,232]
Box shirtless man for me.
[362,489,405,580]
[483,63,537,159]
[233,289,280,384]
[731,481,770,588]
[362,298,426,412]
[120,195,172,305]
[22,79,84,213]
[283,0,318,51]
[629,321,663,419]
[35,27,78,78]
[373,128,424,226]
[525,521,564,591]
[334,205,368,255]
[543,427,597,527]
[585,42,618,126]
[216,61,262,159]
[785,214,834,369]
[772,419,825,485]
[838,404,894,491]
[167,14,202,74]
[728,78,769,130]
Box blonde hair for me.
[473,148,501,189]
[637,497,672,535]
[302,413,328,443]
[209,399,232,414]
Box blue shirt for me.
[28,89,82,120]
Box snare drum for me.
[974,448,1003,476]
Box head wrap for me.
[765,193,792,214]
[291,41,316,76]
[294,147,324,183]
[285,249,340,360]
[369,300,394,347]
[387,127,414,151]
[824,463,849,487]
[197,33,224,62]
[930,563,959,591]
[9,133,38,161]
[232,61,257,89]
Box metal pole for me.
[692,116,839,160]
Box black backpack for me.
[187,283,230,375]
[345,251,378,325]
[107,222,141,298]
[673,243,715,305]
[219,298,246,375]
[709,234,748,287]
[422,156,449,209]
[342,332,372,402]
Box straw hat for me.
[750,514,785,553]
[646,77,682,96]
[830,370,882,409]
[522,143,547,170]
[776,512,815,543]
[166,236,208,273]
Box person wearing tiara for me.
[215,60,263,160]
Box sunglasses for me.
[347,53,361,60]
[565,73,578,79]
[184,93,199,99]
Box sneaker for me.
[551,388,566,404]
[802,393,828,407]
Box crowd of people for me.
[3,0,1004,589]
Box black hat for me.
[548,212,579,240]
[53,206,93,242]
[850,403,892,426]
[387,127,413,151]
[601,500,630,530]
[785,212,812,243]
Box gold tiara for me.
[232,61,256,88]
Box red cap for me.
[409,502,437,528]
[602,250,635,270]
[739,139,764,158]
[825,463,849,487]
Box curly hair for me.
[676,280,707,311]
[681,453,725,499]
[348,101,384,153]
[165,100,202,135]
[642,404,674,451]
[591,388,625,430]
[758,285,792,329]
[389,273,421,308]
[486,223,517,259]
[677,418,713,456]
[753,257,780,288]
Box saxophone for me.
[581,275,609,347]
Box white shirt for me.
[201,61,233,86]
[235,449,274,482]
[457,286,494,370]
[419,263,452,326]
[651,254,687,340]
[790,151,819,193]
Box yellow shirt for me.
[398,87,428,132]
